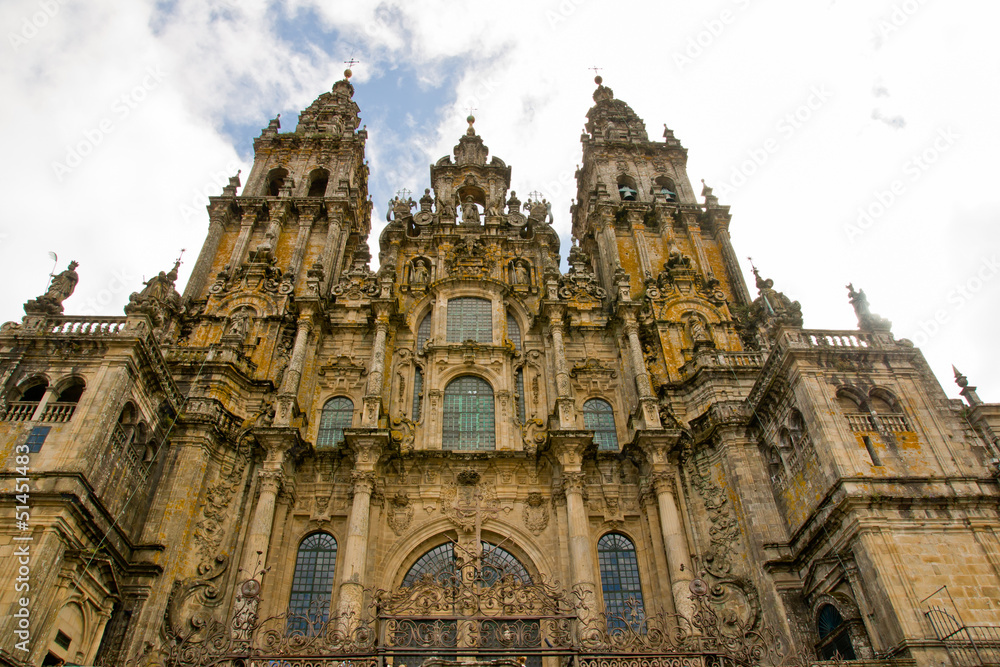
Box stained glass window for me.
[598,533,645,630]
[506,311,521,350]
[287,533,338,634]
[584,398,618,451]
[317,397,353,448]
[417,312,431,349]
[442,376,495,450]
[447,297,492,343]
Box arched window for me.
[654,176,678,202]
[266,167,288,197]
[598,533,645,629]
[506,311,521,351]
[43,379,84,423]
[317,397,354,449]
[5,380,47,422]
[412,367,423,421]
[287,533,338,634]
[617,176,638,201]
[417,312,431,350]
[307,169,328,197]
[402,541,530,587]
[447,297,492,343]
[443,376,495,450]
[584,398,618,451]
[817,604,857,660]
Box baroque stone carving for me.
[522,492,549,535]
[689,448,740,578]
[387,491,414,535]
[847,282,892,332]
[25,261,79,314]
[559,245,606,302]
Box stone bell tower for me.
[572,76,752,388]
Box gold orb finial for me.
[344,68,353,79]
[467,114,475,124]
[595,75,603,85]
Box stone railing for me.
[47,316,131,335]
[2,401,39,422]
[682,350,765,378]
[38,402,76,423]
[845,412,911,433]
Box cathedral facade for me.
[1,73,999,667]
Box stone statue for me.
[460,196,480,225]
[507,190,521,214]
[847,283,891,331]
[26,261,80,314]
[45,261,80,305]
[747,267,803,330]
[688,317,712,346]
[411,259,429,284]
[513,261,528,285]
[227,309,251,338]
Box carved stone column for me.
[362,308,390,427]
[621,314,661,429]
[651,471,694,619]
[184,216,225,300]
[320,216,344,294]
[228,210,257,269]
[241,470,283,578]
[562,471,599,623]
[548,313,576,428]
[684,219,715,284]
[551,433,599,632]
[275,315,312,426]
[335,433,386,627]
[714,227,752,305]
[288,211,316,280]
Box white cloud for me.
[2,0,999,403]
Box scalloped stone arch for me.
[208,292,281,319]
[372,517,556,591]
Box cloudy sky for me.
[2,0,998,402]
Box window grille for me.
[287,533,338,634]
[317,397,353,448]
[506,312,521,350]
[446,298,492,343]
[442,376,495,450]
[584,398,618,451]
[417,313,431,349]
[598,533,645,630]
[402,541,530,587]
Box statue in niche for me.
[227,308,252,338]
[411,259,429,284]
[512,261,529,285]
[460,196,480,225]
[687,316,712,347]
